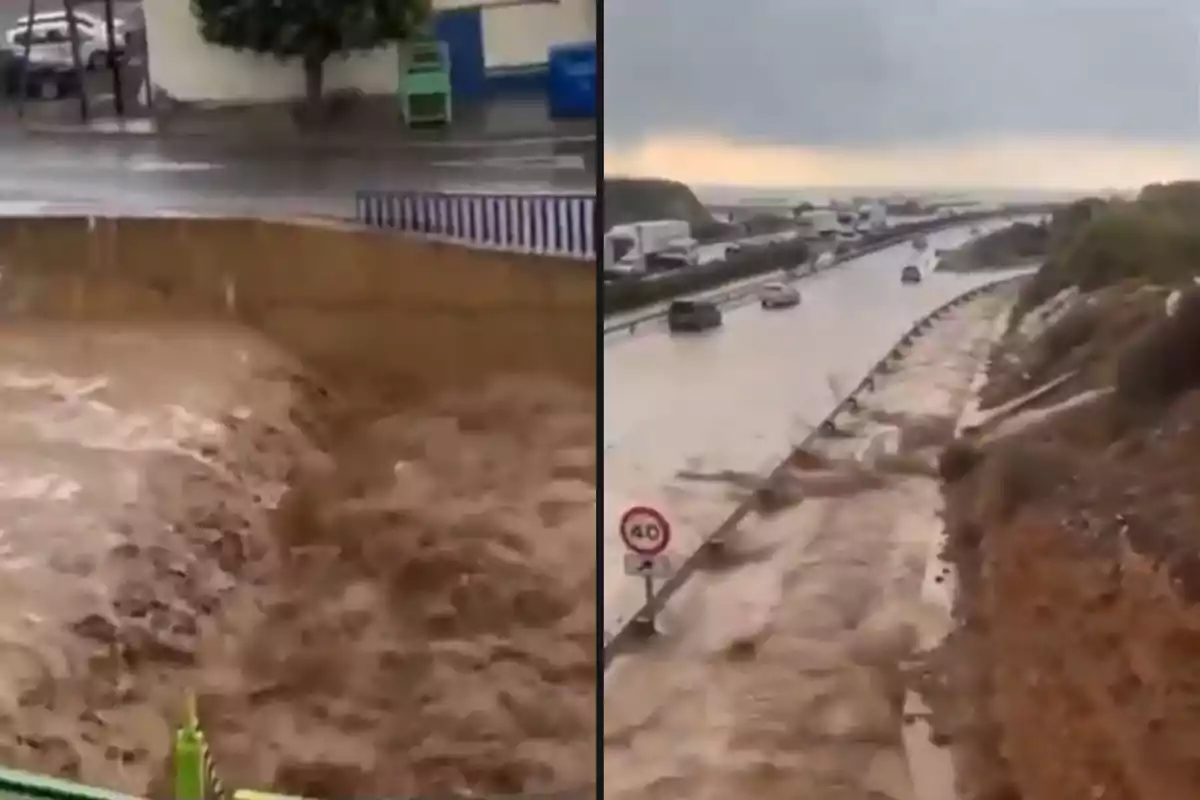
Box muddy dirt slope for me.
[0,218,597,799]
[933,276,1200,800]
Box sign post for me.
[619,505,672,635]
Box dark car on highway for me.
[667,299,722,333]
[901,265,922,284]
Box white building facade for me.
[141,0,595,104]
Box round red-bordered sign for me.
[618,505,671,556]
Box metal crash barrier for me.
[0,687,594,800]
[356,190,596,260]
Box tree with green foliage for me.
[190,0,430,118]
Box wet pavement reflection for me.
[0,132,595,217]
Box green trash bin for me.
[399,40,452,126]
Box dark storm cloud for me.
[603,0,1200,148]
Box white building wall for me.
[142,0,399,103]
[142,0,595,104]
[482,0,593,68]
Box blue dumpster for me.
[547,41,596,119]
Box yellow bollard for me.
[233,791,317,800]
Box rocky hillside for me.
[923,181,1200,800]
[602,177,732,240]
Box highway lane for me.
[603,216,1026,337]
[602,221,1029,636]
[603,291,1016,800]
[0,134,595,217]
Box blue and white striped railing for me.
[356,190,595,260]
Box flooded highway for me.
[603,221,1029,636]
[603,286,1018,800]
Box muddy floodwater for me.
[603,220,1031,638]
[604,292,1012,800]
[0,321,596,798]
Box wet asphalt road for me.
[0,131,596,218]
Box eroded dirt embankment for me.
[929,282,1200,800]
[0,218,597,798]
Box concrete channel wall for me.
[0,216,596,395]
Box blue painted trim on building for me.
[433,8,487,100]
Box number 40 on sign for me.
[619,505,673,580]
[619,505,671,556]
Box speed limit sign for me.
[618,505,671,556]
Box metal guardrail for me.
[601,274,1025,670]
[0,767,595,800]
[356,190,596,261]
[602,210,1032,335]
[0,767,142,800]
[0,693,596,800]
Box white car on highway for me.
[759,282,801,309]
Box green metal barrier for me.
[0,767,143,800]
[0,691,591,800]
[173,692,226,800]
[398,40,452,126]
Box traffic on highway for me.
[602,220,1033,638]
[604,209,1041,335]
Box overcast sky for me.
[604,0,1200,190]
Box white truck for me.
[602,219,693,272]
[856,203,887,233]
[797,208,840,239]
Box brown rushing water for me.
[0,321,596,798]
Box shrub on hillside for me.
[1115,288,1200,413]
[1014,196,1200,321]
[1036,302,1103,368]
[1048,196,1112,250]
[939,221,1051,271]
[1136,180,1200,220]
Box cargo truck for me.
[602,219,692,272]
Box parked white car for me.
[759,282,801,309]
[6,10,126,70]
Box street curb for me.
[13,122,597,154]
